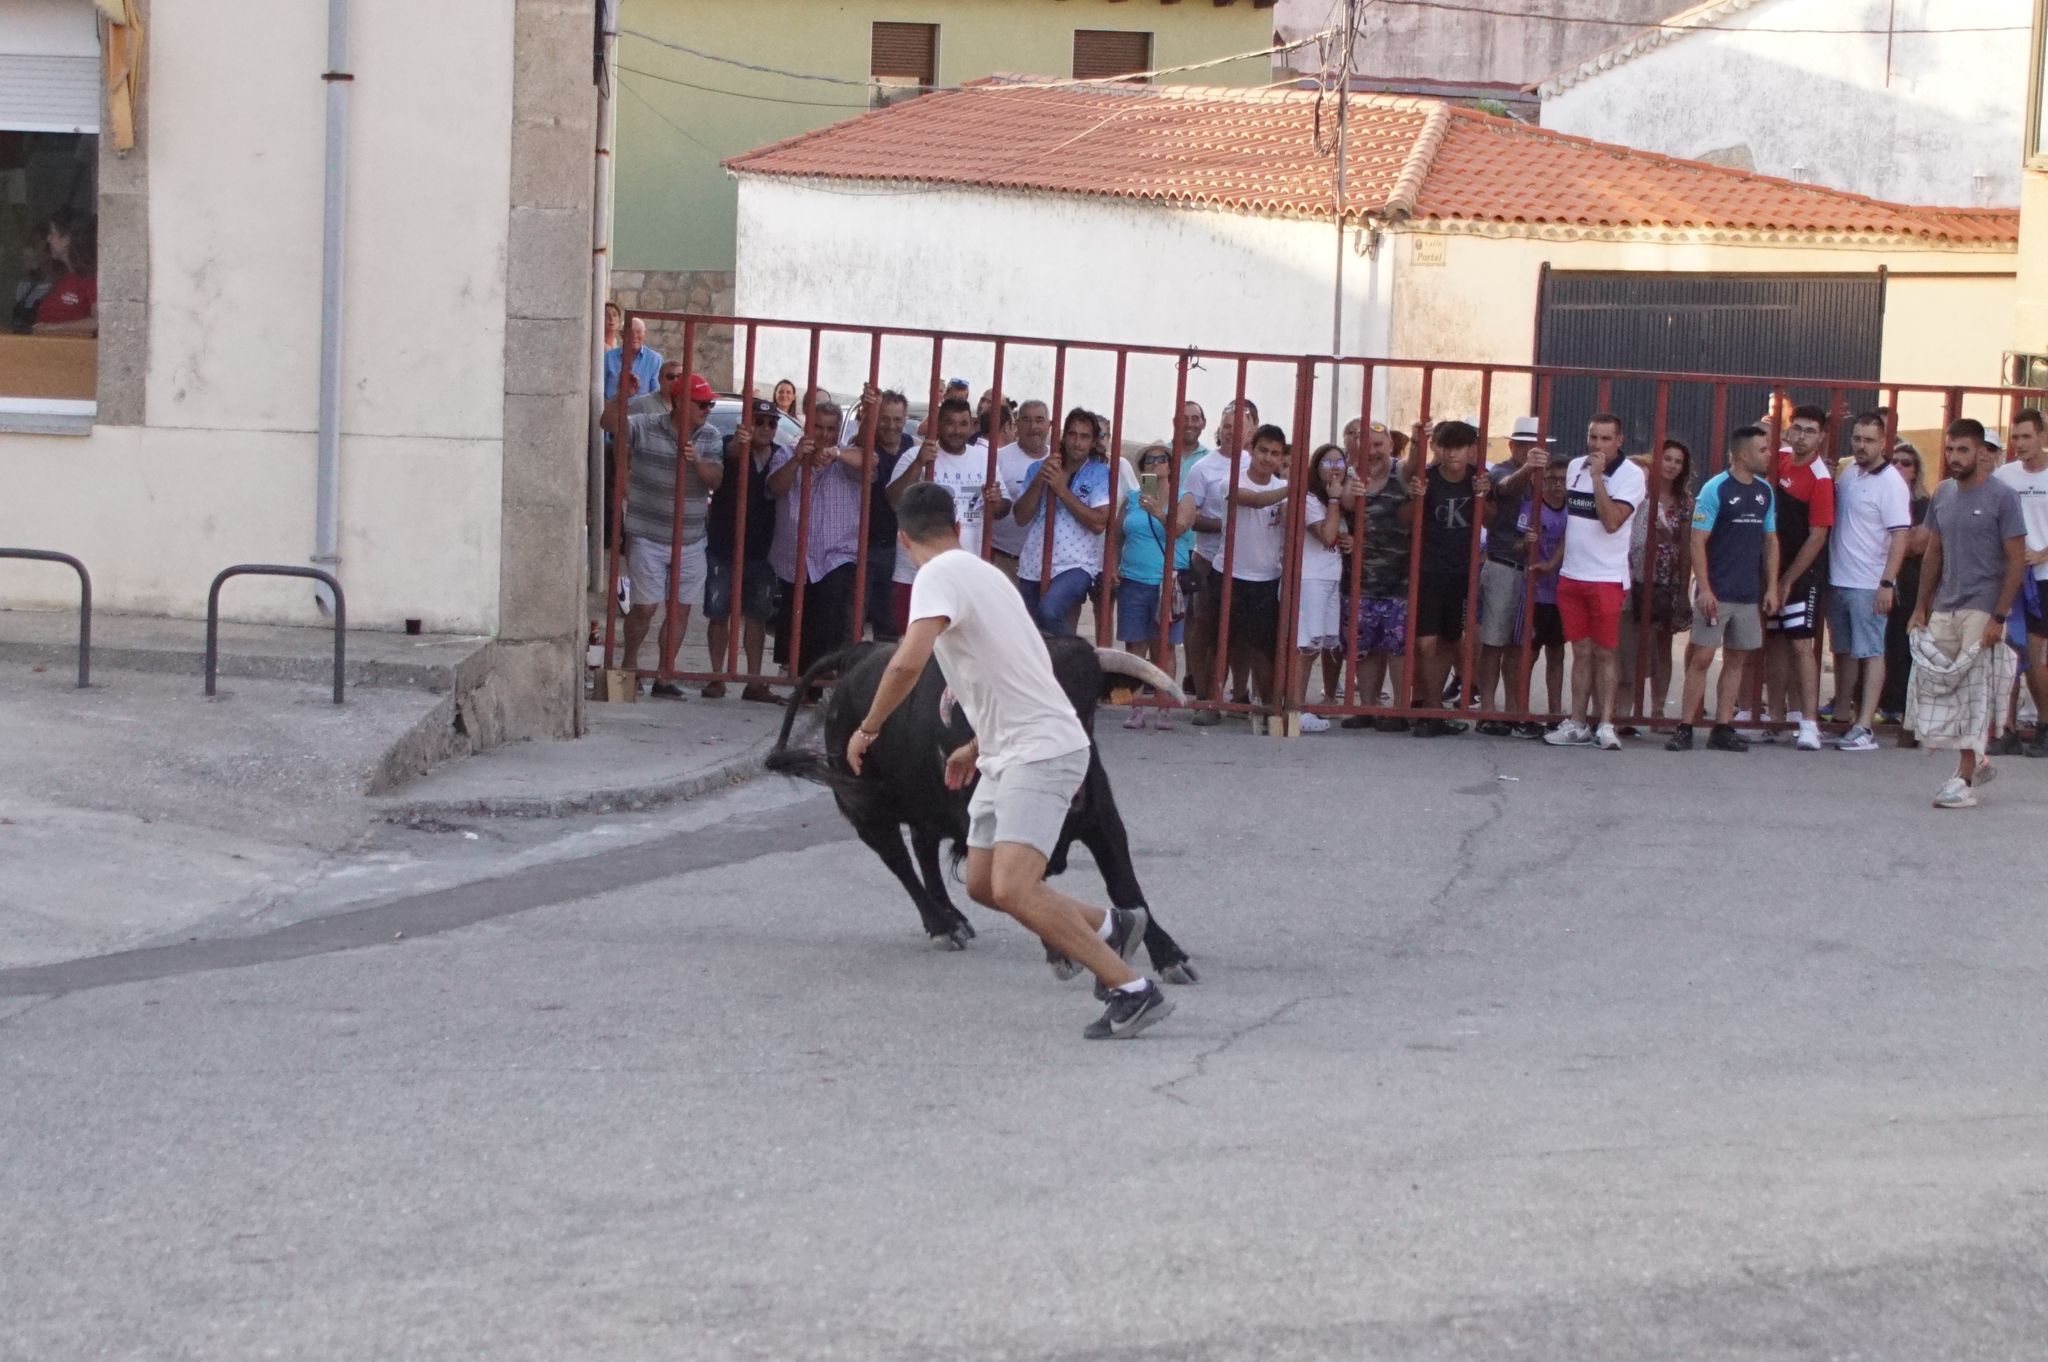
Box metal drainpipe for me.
[588,0,618,594]
[313,0,352,613]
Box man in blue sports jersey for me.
[1668,425,1782,752]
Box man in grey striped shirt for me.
[605,358,725,695]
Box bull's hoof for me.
[955,919,978,941]
[1161,960,1201,985]
[932,926,973,951]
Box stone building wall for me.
[610,268,737,390]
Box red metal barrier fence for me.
[606,310,2037,732]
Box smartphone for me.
[1140,472,1159,500]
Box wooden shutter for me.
[871,22,937,86]
[1073,30,1152,83]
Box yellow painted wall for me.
[613,0,1275,273]
[1381,227,2016,456]
[2015,168,2048,352]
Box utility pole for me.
[1327,0,1358,442]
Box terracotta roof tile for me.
[724,80,2016,247]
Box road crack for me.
[1152,993,1323,1105]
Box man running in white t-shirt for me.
[848,482,1175,1040]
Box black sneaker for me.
[1190,709,1221,727]
[1664,723,1694,752]
[2028,729,2048,759]
[1083,979,1176,1040]
[1373,717,1411,733]
[1989,729,2024,757]
[1513,722,1546,740]
[1045,945,1082,982]
[1340,714,1373,729]
[1706,724,1750,752]
[1475,720,1513,737]
[649,681,685,699]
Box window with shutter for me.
[871,22,937,108]
[1,0,102,410]
[1073,30,1152,84]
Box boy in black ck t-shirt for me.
[1406,420,1490,736]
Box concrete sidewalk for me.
[0,634,805,968]
[382,691,807,819]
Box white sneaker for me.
[1298,711,1331,733]
[1933,776,1977,809]
[1595,723,1622,751]
[1247,714,1266,736]
[1836,725,1878,752]
[1544,719,1594,747]
[1795,720,1823,752]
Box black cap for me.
[749,397,777,419]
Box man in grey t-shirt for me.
[605,360,725,694]
[1908,418,2026,806]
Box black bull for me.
[763,635,1198,983]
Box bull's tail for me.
[763,646,883,815]
[766,645,866,758]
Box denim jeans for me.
[1018,567,1096,634]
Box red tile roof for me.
[726,80,2017,247]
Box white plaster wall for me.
[4,0,96,54]
[734,177,1393,451]
[0,0,517,629]
[1540,0,2026,208]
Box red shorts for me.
[1556,576,1625,649]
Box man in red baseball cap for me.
[604,361,726,696]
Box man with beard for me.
[1911,419,2027,808]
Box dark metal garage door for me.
[1535,270,1884,469]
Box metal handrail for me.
[205,565,346,704]
[0,549,92,688]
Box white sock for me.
[1788,711,1806,724]
[1116,977,1150,994]
[1096,913,1115,942]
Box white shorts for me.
[966,748,1090,858]
[627,535,707,609]
[1296,578,1342,651]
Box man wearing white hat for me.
[1473,414,1554,735]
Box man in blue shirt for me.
[602,314,664,403]
[1668,424,1781,752]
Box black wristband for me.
[1880,578,1897,589]
[1993,613,2009,624]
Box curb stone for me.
[377,712,821,822]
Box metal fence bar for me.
[848,330,884,649]
[1100,346,1129,653]
[1457,368,1493,715]
[206,565,345,704]
[0,549,91,688]
[657,317,700,680]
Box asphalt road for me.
[5,725,2047,1360]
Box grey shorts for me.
[1691,598,1763,652]
[966,747,1090,858]
[1477,558,1524,648]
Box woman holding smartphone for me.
[1116,443,1193,729]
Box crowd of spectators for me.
[597,323,2048,804]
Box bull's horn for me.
[1094,648,1185,704]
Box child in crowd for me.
[1292,445,1349,732]
[1224,425,1292,734]
[1520,460,1571,727]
